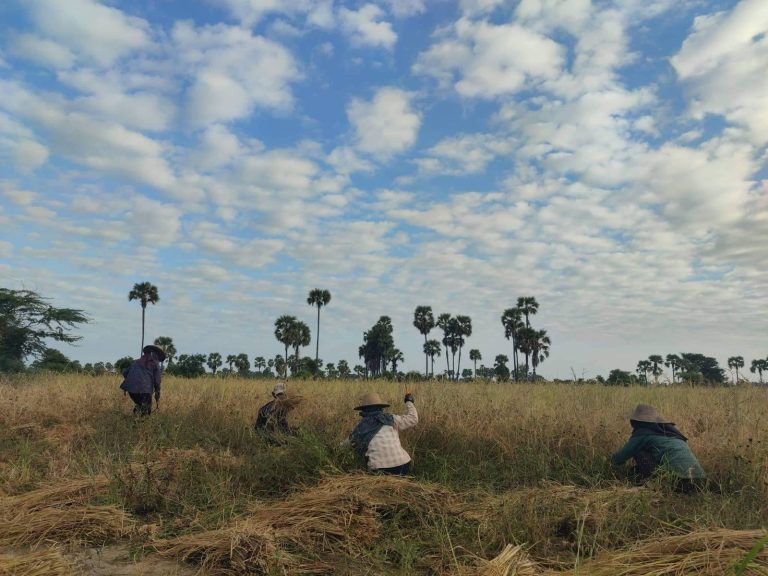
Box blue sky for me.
[1,0,766,379]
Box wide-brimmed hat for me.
[272,383,286,397]
[142,344,166,362]
[354,392,390,410]
[629,404,671,424]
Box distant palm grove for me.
[1,284,767,386]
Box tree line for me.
[2,284,766,386]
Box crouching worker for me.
[255,383,298,438]
[346,392,418,476]
[612,404,706,492]
[120,345,164,415]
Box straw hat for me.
[272,383,286,397]
[629,404,670,424]
[142,344,166,362]
[354,392,390,410]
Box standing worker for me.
[612,404,706,492]
[346,391,418,476]
[120,344,164,415]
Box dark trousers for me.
[377,462,411,476]
[129,392,152,415]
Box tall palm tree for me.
[207,352,222,375]
[517,326,538,379]
[530,329,551,379]
[455,315,472,381]
[446,317,462,378]
[665,354,682,383]
[424,339,441,378]
[226,354,236,372]
[516,296,539,328]
[648,355,664,385]
[750,358,767,384]
[254,356,266,373]
[389,348,404,373]
[469,349,481,378]
[290,320,311,365]
[128,282,159,353]
[413,305,435,377]
[306,289,331,363]
[636,360,652,385]
[153,336,175,368]
[274,315,297,377]
[436,313,452,374]
[501,307,523,380]
[728,356,745,384]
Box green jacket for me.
[612,431,705,479]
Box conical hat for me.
[142,344,166,362]
[354,392,390,410]
[629,404,670,423]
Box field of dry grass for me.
[0,373,766,574]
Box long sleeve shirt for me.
[612,434,705,479]
[120,359,161,395]
[363,401,418,470]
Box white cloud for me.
[417,133,515,175]
[9,33,75,69]
[24,0,151,67]
[125,197,183,246]
[2,186,37,206]
[192,124,243,171]
[0,241,12,258]
[347,88,420,159]
[339,4,397,49]
[191,222,284,267]
[13,140,49,173]
[671,0,768,142]
[413,19,565,98]
[172,22,300,127]
[382,0,426,18]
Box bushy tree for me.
[359,316,395,377]
[0,287,88,372]
[115,356,134,374]
[171,354,207,378]
[337,359,351,378]
[30,348,75,372]
[493,354,510,381]
[679,353,725,384]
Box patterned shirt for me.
[363,401,418,470]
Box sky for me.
[0,0,766,380]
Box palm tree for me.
[307,289,331,363]
[636,360,652,384]
[274,315,297,377]
[338,359,351,378]
[728,356,745,384]
[665,354,682,383]
[517,326,538,379]
[501,307,523,380]
[530,330,551,379]
[516,296,539,328]
[454,315,472,381]
[446,317,462,378]
[128,282,159,353]
[424,339,441,378]
[648,355,664,385]
[389,348,404,373]
[469,349,481,378]
[436,313,452,374]
[290,320,311,365]
[235,353,250,376]
[226,354,236,372]
[254,356,266,373]
[750,358,767,384]
[153,336,176,368]
[207,352,222,375]
[413,305,435,377]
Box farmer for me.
[120,344,164,415]
[255,383,297,436]
[346,391,418,476]
[611,404,706,492]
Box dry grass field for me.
[0,374,767,575]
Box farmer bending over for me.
[255,383,298,436]
[120,344,164,415]
[612,404,705,492]
[346,391,418,476]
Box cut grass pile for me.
[0,547,78,576]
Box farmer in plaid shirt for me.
[346,391,418,475]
